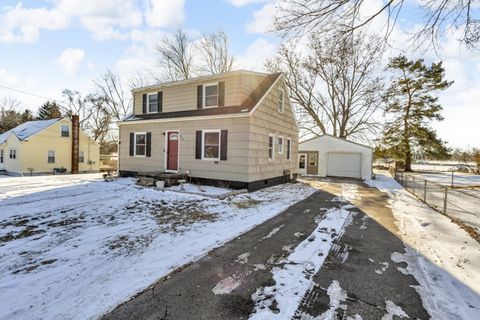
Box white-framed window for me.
[48,150,55,163]
[134,132,147,157]
[147,93,158,113]
[278,136,284,154]
[277,88,284,113]
[268,134,275,161]
[203,83,218,108]
[286,138,291,160]
[9,149,16,159]
[0,149,4,163]
[202,129,221,160]
[79,151,85,163]
[61,125,69,137]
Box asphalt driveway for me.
[101,179,428,320]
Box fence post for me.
[424,180,427,202]
[444,187,448,214]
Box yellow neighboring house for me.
[0,117,100,176]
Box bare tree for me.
[85,95,112,146]
[156,29,194,81]
[276,0,480,49]
[93,70,131,121]
[198,31,235,75]
[61,89,92,129]
[267,32,385,141]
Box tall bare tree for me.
[93,70,131,121]
[62,89,92,129]
[276,0,480,49]
[267,32,385,141]
[198,31,235,75]
[85,95,112,146]
[156,29,194,81]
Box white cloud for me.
[57,48,85,76]
[237,38,277,71]
[227,0,268,7]
[246,3,276,34]
[0,3,69,43]
[145,0,185,28]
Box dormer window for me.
[148,93,158,113]
[204,83,218,108]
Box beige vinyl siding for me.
[1,134,22,174]
[119,116,252,182]
[248,79,298,180]
[133,73,266,115]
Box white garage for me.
[298,134,373,180]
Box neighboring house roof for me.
[299,134,374,150]
[122,73,281,122]
[0,118,61,144]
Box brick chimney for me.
[71,115,79,174]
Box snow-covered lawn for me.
[367,174,480,319]
[410,171,480,187]
[0,175,316,320]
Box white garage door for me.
[327,153,362,178]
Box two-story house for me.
[0,117,100,176]
[118,70,298,191]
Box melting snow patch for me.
[236,252,250,264]
[262,225,284,240]
[374,262,389,275]
[381,300,409,320]
[212,272,246,295]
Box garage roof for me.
[299,134,374,150]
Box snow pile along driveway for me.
[0,175,316,320]
[367,173,480,319]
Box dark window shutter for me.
[218,81,225,107]
[129,133,134,156]
[157,91,163,113]
[146,132,152,157]
[195,130,202,159]
[220,130,228,161]
[142,93,147,114]
[197,85,203,109]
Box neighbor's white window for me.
[278,136,284,154]
[48,150,55,163]
[202,129,221,160]
[286,138,291,160]
[277,89,284,113]
[147,93,158,113]
[0,149,4,163]
[204,83,218,108]
[79,151,85,163]
[134,133,147,156]
[61,125,69,137]
[268,134,275,160]
[9,149,16,159]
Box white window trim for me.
[203,82,219,109]
[268,133,275,161]
[48,150,55,164]
[278,135,284,154]
[147,93,158,114]
[61,124,70,137]
[278,88,284,113]
[201,129,221,161]
[134,132,147,157]
[286,137,291,160]
[164,130,180,172]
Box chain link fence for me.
[394,171,480,235]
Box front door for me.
[298,153,306,175]
[166,131,179,171]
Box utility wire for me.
[0,84,62,105]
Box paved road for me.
[101,180,428,320]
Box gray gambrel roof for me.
[0,118,61,144]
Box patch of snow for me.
[366,173,480,319]
[249,184,357,319]
[318,280,348,319]
[262,224,284,240]
[212,272,245,295]
[374,262,389,275]
[236,252,250,264]
[0,177,316,320]
[168,183,232,196]
[381,300,409,320]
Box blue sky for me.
[0,0,479,148]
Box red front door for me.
[167,132,179,171]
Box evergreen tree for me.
[37,101,62,120]
[21,109,34,122]
[382,55,452,171]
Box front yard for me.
[0,174,315,320]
